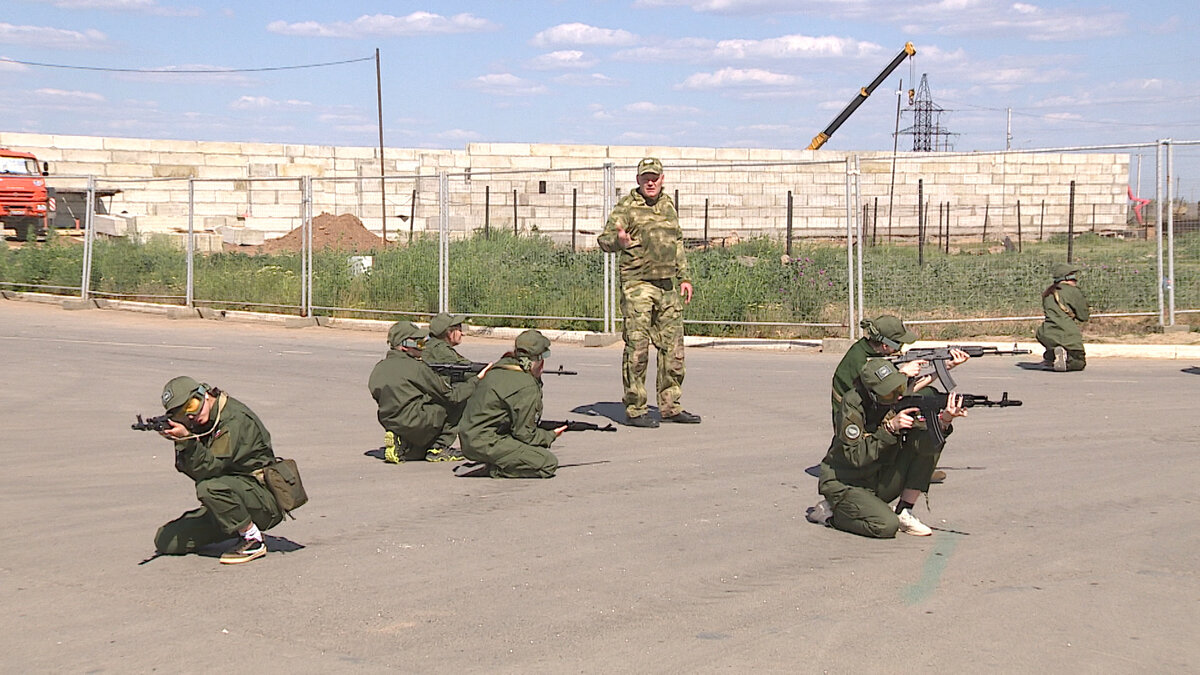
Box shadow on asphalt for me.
[570,401,659,424]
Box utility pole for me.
[376,47,387,243]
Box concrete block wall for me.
[0,131,1128,245]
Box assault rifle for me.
[538,419,618,432]
[131,413,173,432]
[889,344,1031,390]
[427,362,579,383]
[890,390,1022,448]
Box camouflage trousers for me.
[620,278,686,418]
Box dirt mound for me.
[255,212,383,254]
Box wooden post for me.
[1039,200,1045,240]
[409,188,416,243]
[872,197,879,246]
[1067,181,1076,262]
[571,188,577,252]
[484,185,490,240]
[982,204,989,243]
[704,198,710,242]
[786,190,794,258]
[944,201,950,254]
[918,179,925,267]
[512,188,518,236]
[1016,200,1023,252]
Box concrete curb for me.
[2,291,1197,358]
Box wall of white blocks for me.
[1,131,1129,246]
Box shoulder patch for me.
[843,423,862,441]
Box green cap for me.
[428,312,467,338]
[514,329,551,360]
[637,157,663,176]
[858,358,908,399]
[162,376,203,411]
[388,321,425,348]
[1051,262,1079,282]
[861,315,918,347]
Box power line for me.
[2,56,374,73]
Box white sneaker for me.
[1053,346,1067,372]
[806,499,833,526]
[897,508,932,536]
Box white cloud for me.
[42,0,201,16]
[466,73,547,96]
[436,128,482,142]
[623,101,702,115]
[267,12,497,38]
[553,72,621,87]
[714,35,883,60]
[0,22,109,50]
[531,23,637,47]
[678,67,797,90]
[35,88,105,102]
[229,96,312,110]
[528,50,596,70]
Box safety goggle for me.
[169,394,204,423]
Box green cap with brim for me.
[162,375,203,411]
[637,157,663,176]
[859,358,908,399]
[514,329,551,360]
[1051,262,1079,282]
[428,313,467,338]
[388,321,425,348]
[864,314,918,345]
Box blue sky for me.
[1,0,1197,195]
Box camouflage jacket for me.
[597,188,690,283]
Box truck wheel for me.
[11,217,38,241]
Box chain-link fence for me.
[1,139,1195,338]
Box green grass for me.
[1,230,1195,338]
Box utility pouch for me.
[258,458,308,517]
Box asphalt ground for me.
[3,299,1198,674]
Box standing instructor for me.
[598,157,700,428]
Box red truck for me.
[0,147,53,240]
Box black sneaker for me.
[219,538,266,565]
[625,414,659,428]
[662,410,702,424]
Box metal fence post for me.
[1155,140,1165,326]
[186,178,195,308]
[81,176,95,300]
[1166,139,1175,325]
[853,155,864,329]
[439,171,450,313]
[602,163,616,334]
[306,176,314,317]
[844,158,856,340]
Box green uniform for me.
[817,385,948,539]
[154,395,283,554]
[424,336,472,385]
[459,357,558,478]
[830,338,883,424]
[598,188,690,418]
[1036,283,1089,371]
[368,349,478,458]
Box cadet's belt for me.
[645,278,674,291]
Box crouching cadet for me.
[807,359,967,538]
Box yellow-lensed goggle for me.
[169,394,204,422]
